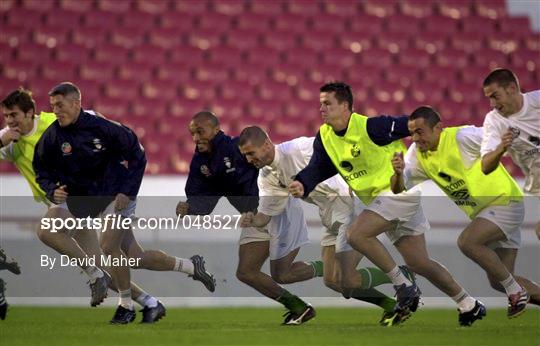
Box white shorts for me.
[317,195,356,253]
[365,189,430,243]
[238,197,309,260]
[477,201,524,249]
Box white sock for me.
[119,289,133,310]
[452,290,476,312]
[174,257,194,275]
[83,265,104,284]
[386,266,411,287]
[500,274,523,296]
[135,292,158,308]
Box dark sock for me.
[276,290,307,313]
[348,287,396,312]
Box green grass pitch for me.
[1,307,538,345]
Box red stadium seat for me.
[197,11,233,31]
[247,99,283,120]
[93,44,130,64]
[21,0,54,11]
[6,8,44,27]
[207,98,246,122]
[284,99,318,120]
[225,30,261,50]
[287,0,322,16]
[111,27,146,49]
[435,48,471,68]
[0,77,26,100]
[246,47,282,66]
[55,43,90,63]
[44,9,82,29]
[207,45,244,68]
[249,0,286,15]
[83,10,119,28]
[0,25,32,47]
[0,42,16,62]
[384,65,421,88]
[92,97,132,120]
[270,63,309,86]
[473,0,507,19]
[423,15,459,35]
[142,80,179,101]
[118,61,155,81]
[311,15,346,34]
[132,97,167,119]
[301,31,338,51]
[169,98,207,119]
[97,0,133,13]
[449,81,484,104]
[257,80,293,101]
[155,62,191,84]
[450,31,487,54]
[122,10,157,29]
[461,16,498,36]
[307,64,346,84]
[194,63,231,83]
[15,43,52,62]
[438,0,472,19]
[41,60,77,81]
[283,47,320,67]
[387,15,421,35]
[33,26,69,47]
[274,13,309,33]
[323,0,359,18]
[338,31,375,53]
[358,100,400,117]
[263,30,299,51]
[213,0,245,15]
[148,28,182,49]
[219,79,256,100]
[71,26,108,49]
[413,32,448,54]
[271,118,311,142]
[399,0,435,18]
[295,81,324,102]
[232,64,269,85]
[136,0,170,14]
[458,65,491,85]
[75,80,103,105]
[472,48,509,70]
[360,47,395,68]
[159,11,194,31]
[511,49,538,71]
[187,29,224,50]
[363,0,399,17]
[421,65,458,87]
[60,0,93,12]
[487,32,520,54]
[0,0,14,12]
[104,79,141,99]
[182,80,218,101]
[3,61,39,82]
[79,61,116,82]
[235,13,273,32]
[132,44,168,65]
[523,33,540,52]
[169,46,206,66]
[377,31,412,54]
[346,66,384,89]
[349,15,384,36]
[498,16,531,35]
[398,48,432,69]
[321,48,358,68]
[173,0,209,14]
[373,81,407,103]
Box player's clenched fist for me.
[53,185,68,204]
[176,201,189,217]
[391,152,404,175]
[499,128,516,151]
[239,212,254,228]
[288,181,304,198]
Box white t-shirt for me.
[258,136,350,216]
[403,127,484,189]
[481,90,540,195]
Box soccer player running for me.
[33,82,215,324]
[1,88,191,323]
[391,105,540,318]
[480,68,540,240]
[289,82,484,326]
[176,111,318,325]
[238,126,415,326]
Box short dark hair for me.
[320,81,354,112]
[410,106,441,128]
[238,126,269,147]
[1,87,36,114]
[192,110,219,126]
[482,68,520,89]
[48,82,81,99]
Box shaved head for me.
[192,111,219,127]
